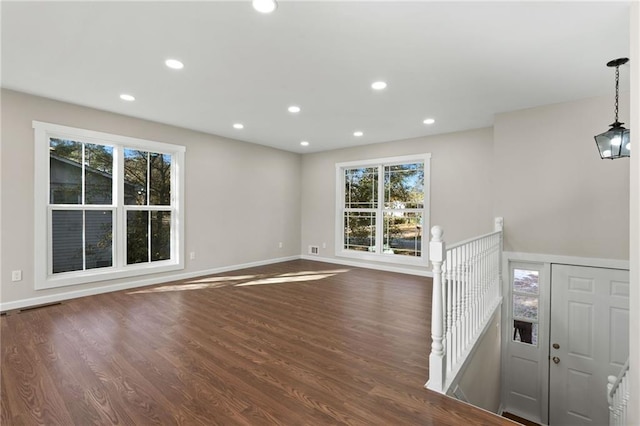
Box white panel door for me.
[549,265,629,425]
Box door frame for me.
[500,251,629,425]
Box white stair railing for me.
[607,358,629,426]
[426,217,503,393]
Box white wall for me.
[300,128,495,274]
[0,89,302,308]
[456,308,502,413]
[494,95,630,260]
[628,2,639,423]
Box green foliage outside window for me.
[343,162,424,256]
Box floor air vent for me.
[308,245,320,255]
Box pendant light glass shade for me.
[594,57,630,160]
[595,122,630,159]
[253,0,277,13]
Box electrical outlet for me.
[189,252,196,260]
[278,242,283,249]
[11,270,22,282]
[322,242,326,249]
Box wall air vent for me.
[308,245,320,255]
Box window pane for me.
[85,144,113,205]
[85,210,113,269]
[513,320,538,346]
[383,212,422,256]
[514,269,539,294]
[513,294,538,320]
[52,210,83,273]
[127,210,149,264]
[151,211,171,261]
[344,211,376,252]
[124,149,148,205]
[344,167,378,209]
[384,163,424,209]
[50,138,82,204]
[149,153,171,205]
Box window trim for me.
[335,153,431,266]
[34,121,185,290]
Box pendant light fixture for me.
[253,0,277,13]
[594,57,630,159]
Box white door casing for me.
[549,265,629,425]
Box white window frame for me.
[34,121,185,290]
[335,153,431,266]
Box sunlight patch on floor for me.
[127,269,351,294]
[128,282,231,294]
[187,275,258,284]
[277,269,350,277]
[235,273,335,287]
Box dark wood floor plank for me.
[2,310,76,425]
[2,259,514,425]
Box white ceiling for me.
[1,1,631,153]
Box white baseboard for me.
[0,255,301,312]
[300,254,433,277]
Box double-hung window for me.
[335,154,430,266]
[34,121,185,290]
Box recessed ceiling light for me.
[120,94,135,102]
[288,106,301,113]
[233,123,244,129]
[300,141,309,146]
[353,131,364,137]
[253,0,277,13]
[423,118,436,125]
[165,59,184,70]
[371,81,387,90]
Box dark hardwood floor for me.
[1,260,515,425]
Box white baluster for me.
[608,374,616,425]
[460,245,464,362]
[453,246,460,364]
[446,250,453,372]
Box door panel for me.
[549,265,629,425]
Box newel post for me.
[426,225,446,392]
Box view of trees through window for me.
[343,162,424,256]
[48,138,172,273]
[512,269,540,345]
[124,149,172,265]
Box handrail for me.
[445,229,502,251]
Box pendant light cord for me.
[614,65,620,123]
